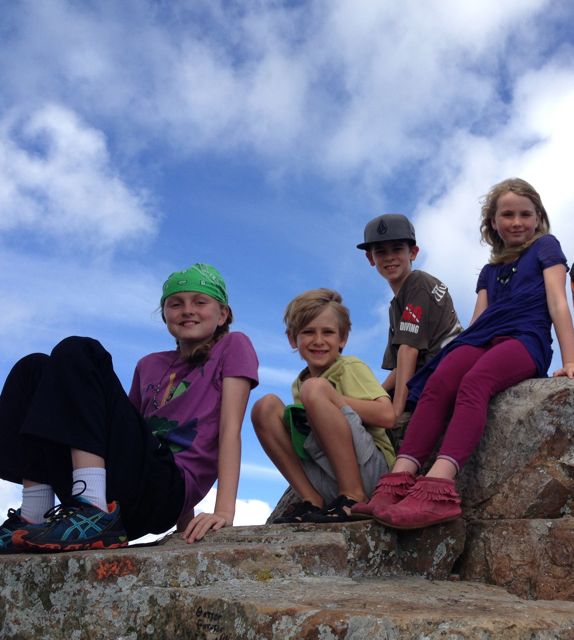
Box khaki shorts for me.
[301,405,389,504]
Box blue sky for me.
[2,0,574,527]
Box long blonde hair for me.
[480,178,550,264]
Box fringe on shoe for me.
[405,477,461,504]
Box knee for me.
[51,336,106,361]
[10,353,49,378]
[299,377,333,406]
[251,395,284,433]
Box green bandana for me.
[160,264,228,306]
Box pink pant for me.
[399,337,536,470]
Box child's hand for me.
[180,511,231,543]
[553,362,574,378]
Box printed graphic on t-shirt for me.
[147,415,198,453]
[400,303,422,334]
[431,283,448,302]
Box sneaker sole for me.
[16,539,129,552]
[12,529,128,553]
[348,512,374,521]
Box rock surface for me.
[459,378,574,520]
[1,523,574,639]
[268,378,574,601]
[460,517,574,601]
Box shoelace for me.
[6,508,22,524]
[42,480,89,523]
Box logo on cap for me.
[377,220,388,236]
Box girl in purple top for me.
[0,264,258,553]
[352,178,574,529]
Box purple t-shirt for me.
[473,234,568,375]
[129,332,259,518]
[407,235,568,402]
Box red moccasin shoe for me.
[350,472,416,519]
[373,476,461,529]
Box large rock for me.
[1,527,574,639]
[268,378,574,600]
[459,517,574,601]
[454,378,574,599]
[460,377,574,520]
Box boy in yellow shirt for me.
[252,289,396,523]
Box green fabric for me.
[161,263,228,306]
[283,404,311,460]
[291,355,396,467]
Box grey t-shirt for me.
[383,270,462,371]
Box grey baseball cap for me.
[356,214,416,250]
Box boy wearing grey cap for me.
[357,214,462,422]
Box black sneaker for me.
[305,495,358,523]
[12,497,128,553]
[273,500,322,524]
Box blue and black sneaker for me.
[12,497,129,553]
[0,508,33,554]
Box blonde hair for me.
[480,178,550,264]
[284,289,351,342]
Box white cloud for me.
[129,487,273,544]
[195,488,272,526]
[410,58,574,325]
[0,104,156,250]
[0,0,562,181]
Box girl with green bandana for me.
[0,263,259,553]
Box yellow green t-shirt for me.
[291,355,396,467]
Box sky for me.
[1,0,574,532]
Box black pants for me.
[0,337,184,540]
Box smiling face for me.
[289,306,348,377]
[162,291,229,357]
[367,240,419,294]
[491,191,540,250]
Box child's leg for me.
[9,337,183,541]
[432,338,536,472]
[0,353,62,487]
[395,344,487,472]
[299,377,367,503]
[375,339,536,530]
[251,394,324,507]
[0,353,57,524]
[71,450,107,512]
[21,482,55,524]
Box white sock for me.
[21,484,55,524]
[72,467,108,512]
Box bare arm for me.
[470,289,488,325]
[340,394,396,429]
[391,344,419,418]
[180,376,252,542]
[544,265,574,378]
[381,369,396,392]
